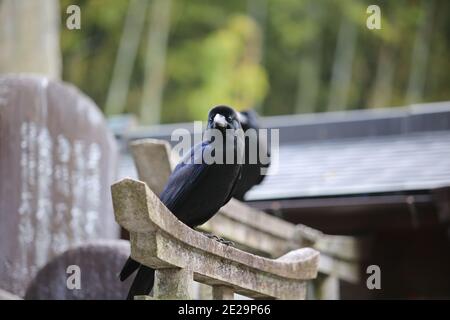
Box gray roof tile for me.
[246,131,450,200]
[116,102,450,201]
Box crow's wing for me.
[160,142,211,214]
[120,143,209,282]
[120,143,212,285]
[225,165,242,204]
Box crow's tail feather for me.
[126,265,155,300]
[119,257,141,281]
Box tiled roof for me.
[116,101,450,201]
[245,131,450,200]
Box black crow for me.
[233,110,270,200]
[120,105,244,299]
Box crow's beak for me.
[213,114,227,128]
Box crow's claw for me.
[201,232,234,246]
[217,238,234,246]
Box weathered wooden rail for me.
[128,138,364,299]
[112,178,319,299]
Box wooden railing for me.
[127,138,364,299]
[112,178,319,299]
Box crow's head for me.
[237,110,260,131]
[207,105,242,131]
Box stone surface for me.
[129,139,174,196]
[0,288,22,300]
[0,1,61,78]
[127,138,363,298]
[201,199,299,257]
[154,268,194,300]
[112,178,319,299]
[24,240,132,300]
[212,285,234,300]
[128,139,298,256]
[315,274,340,300]
[317,253,360,284]
[0,75,119,296]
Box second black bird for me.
[233,110,271,200]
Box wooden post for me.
[212,285,234,300]
[153,268,193,300]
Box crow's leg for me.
[201,232,234,246]
[216,238,234,246]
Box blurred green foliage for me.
[60,0,450,123]
[170,14,268,119]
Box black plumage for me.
[233,110,271,200]
[120,105,244,299]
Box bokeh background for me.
[1,0,450,300]
[56,0,450,123]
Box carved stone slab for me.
[0,75,119,296]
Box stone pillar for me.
[153,268,193,299]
